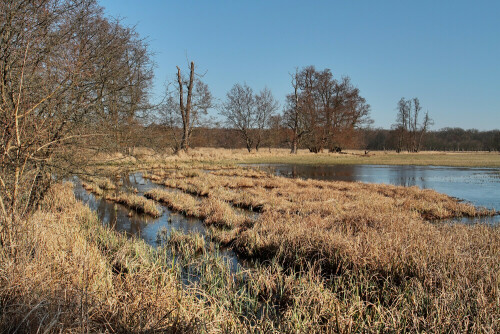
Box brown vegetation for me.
[82,179,161,217]
[2,183,415,332]
[139,164,500,331]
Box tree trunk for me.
[177,62,195,152]
[290,136,298,154]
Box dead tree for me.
[177,62,194,151]
[173,61,212,152]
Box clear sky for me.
[98,0,499,130]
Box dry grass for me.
[144,188,253,234]
[5,155,499,332]
[0,184,187,332]
[140,164,500,332]
[114,147,500,168]
[2,183,410,333]
[82,179,161,217]
[157,227,206,255]
[106,192,162,218]
[81,181,104,196]
[145,188,200,216]
[193,147,500,167]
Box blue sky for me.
[99,0,500,130]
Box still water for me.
[73,173,205,244]
[245,164,500,224]
[73,173,240,272]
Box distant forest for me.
[141,126,500,153]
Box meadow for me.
[218,148,500,167]
[1,149,499,333]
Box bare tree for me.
[254,87,279,151]
[283,66,371,153]
[283,70,308,154]
[220,83,256,152]
[417,111,433,152]
[393,97,432,152]
[0,0,153,247]
[170,61,212,152]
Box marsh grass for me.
[138,164,500,331]
[81,179,161,217]
[145,188,200,216]
[106,192,162,217]
[2,183,399,332]
[8,154,498,332]
[157,227,206,255]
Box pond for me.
[244,164,500,224]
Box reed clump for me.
[106,192,162,218]
[140,165,500,331]
[145,188,200,216]
[81,181,104,196]
[157,227,206,255]
[81,179,161,217]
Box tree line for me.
[158,63,498,154]
[159,64,372,154]
[364,127,500,152]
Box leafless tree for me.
[254,87,279,151]
[220,83,256,152]
[393,97,432,152]
[283,70,308,154]
[283,66,371,153]
[168,61,212,152]
[0,0,153,248]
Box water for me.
[245,164,500,224]
[72,173,240,273]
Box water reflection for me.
[73,174,206,244]
[72,173,246,275]
[246,164,500,224]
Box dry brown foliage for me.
[140,165,500,331]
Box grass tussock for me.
[145,188,253,233]
[81,179,161,217]
[145,188,200,216]
[139,164,500,331]
[81,181,104,196]
[105,192,162,218]
[3,182,417,332]
[157,227,206,255]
